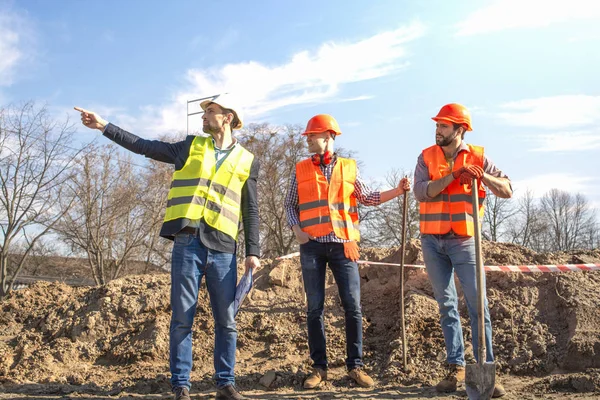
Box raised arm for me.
[74,106,187,165]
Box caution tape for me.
[275,252,600,273]
[275,252,300,260]
[483,264,600,273]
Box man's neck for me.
[441,140,462,159]
[211,131,234,149]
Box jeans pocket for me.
[300,239,314,248]
[174,233,195,246]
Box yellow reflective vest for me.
[164,136,254,239]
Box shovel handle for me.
[472,177,486,365]
[400,187,408,368]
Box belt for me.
[440,231,468,239]
[425,231,467,239]
[179,226,198,235]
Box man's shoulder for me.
[422,144,439,152]
[422,144,441,156]
[337,156,357,166]
[189,134,209,142]
[296,157,312,165]
[465,143,484,154]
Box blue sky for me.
[2,0,600,206]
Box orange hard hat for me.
[432,103,473,131]
[302,114,342,136]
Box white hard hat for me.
[200,93,244,130]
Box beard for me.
[203,122,220,135]
[436,131,459,146]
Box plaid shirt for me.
[284,159,381,243]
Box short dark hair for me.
[453,123,466,139]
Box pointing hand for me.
[74,107,108,131]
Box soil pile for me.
[1,241,599,397]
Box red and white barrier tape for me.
[275,252,600,272]
[276,252,300,260]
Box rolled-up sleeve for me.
[483,156,510,180]
[413,153,433,202]
[354,169,381,206]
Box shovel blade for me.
[465,362,496,400]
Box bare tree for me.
[138,157,173,272]
[482,190,515,242]
[55,144,154,285]
[579,219,600,250]
[20,236,59,276]
[237,123,307,258]
[540,189,596,251]
[0,102,80,298]
[506,189,546,249]
[360,169,420,247]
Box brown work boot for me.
[216,384,246,400]
[492,381,507,398]
[435,364,465,393]
[348,367,375,388]
[303,367,327,389]
[173,386,191,400]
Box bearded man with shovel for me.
[413,103,512,398]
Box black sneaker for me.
[173,386,191,400]
[216,384,246,400]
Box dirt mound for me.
[527,369,600,394]
[1,241,599,397]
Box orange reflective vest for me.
[296,157,360,241]
[419,144,486,237]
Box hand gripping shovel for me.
[465,177,496,400]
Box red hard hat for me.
[432,103,473,131]
[302,114,342,136]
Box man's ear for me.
[226,111,234,125]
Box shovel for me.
[465,177,496,400]
[399,185,408,369]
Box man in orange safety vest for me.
[414,103,512,398]
[284,114,410,390]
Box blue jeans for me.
[169,232,237,389]
[300,240,364,371]
[421,234,494,366]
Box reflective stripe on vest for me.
[296,157,360,241]
[164,136,254,239]
[419,144,486,237]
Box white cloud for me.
[0,7,34,102]
[0,12,24,86]
[339,95,374,102]
[185,22,425,117]
[103,22,426,137]
[456,0,600,36]
[496,95,600,129]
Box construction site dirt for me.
[1,240,599,399]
